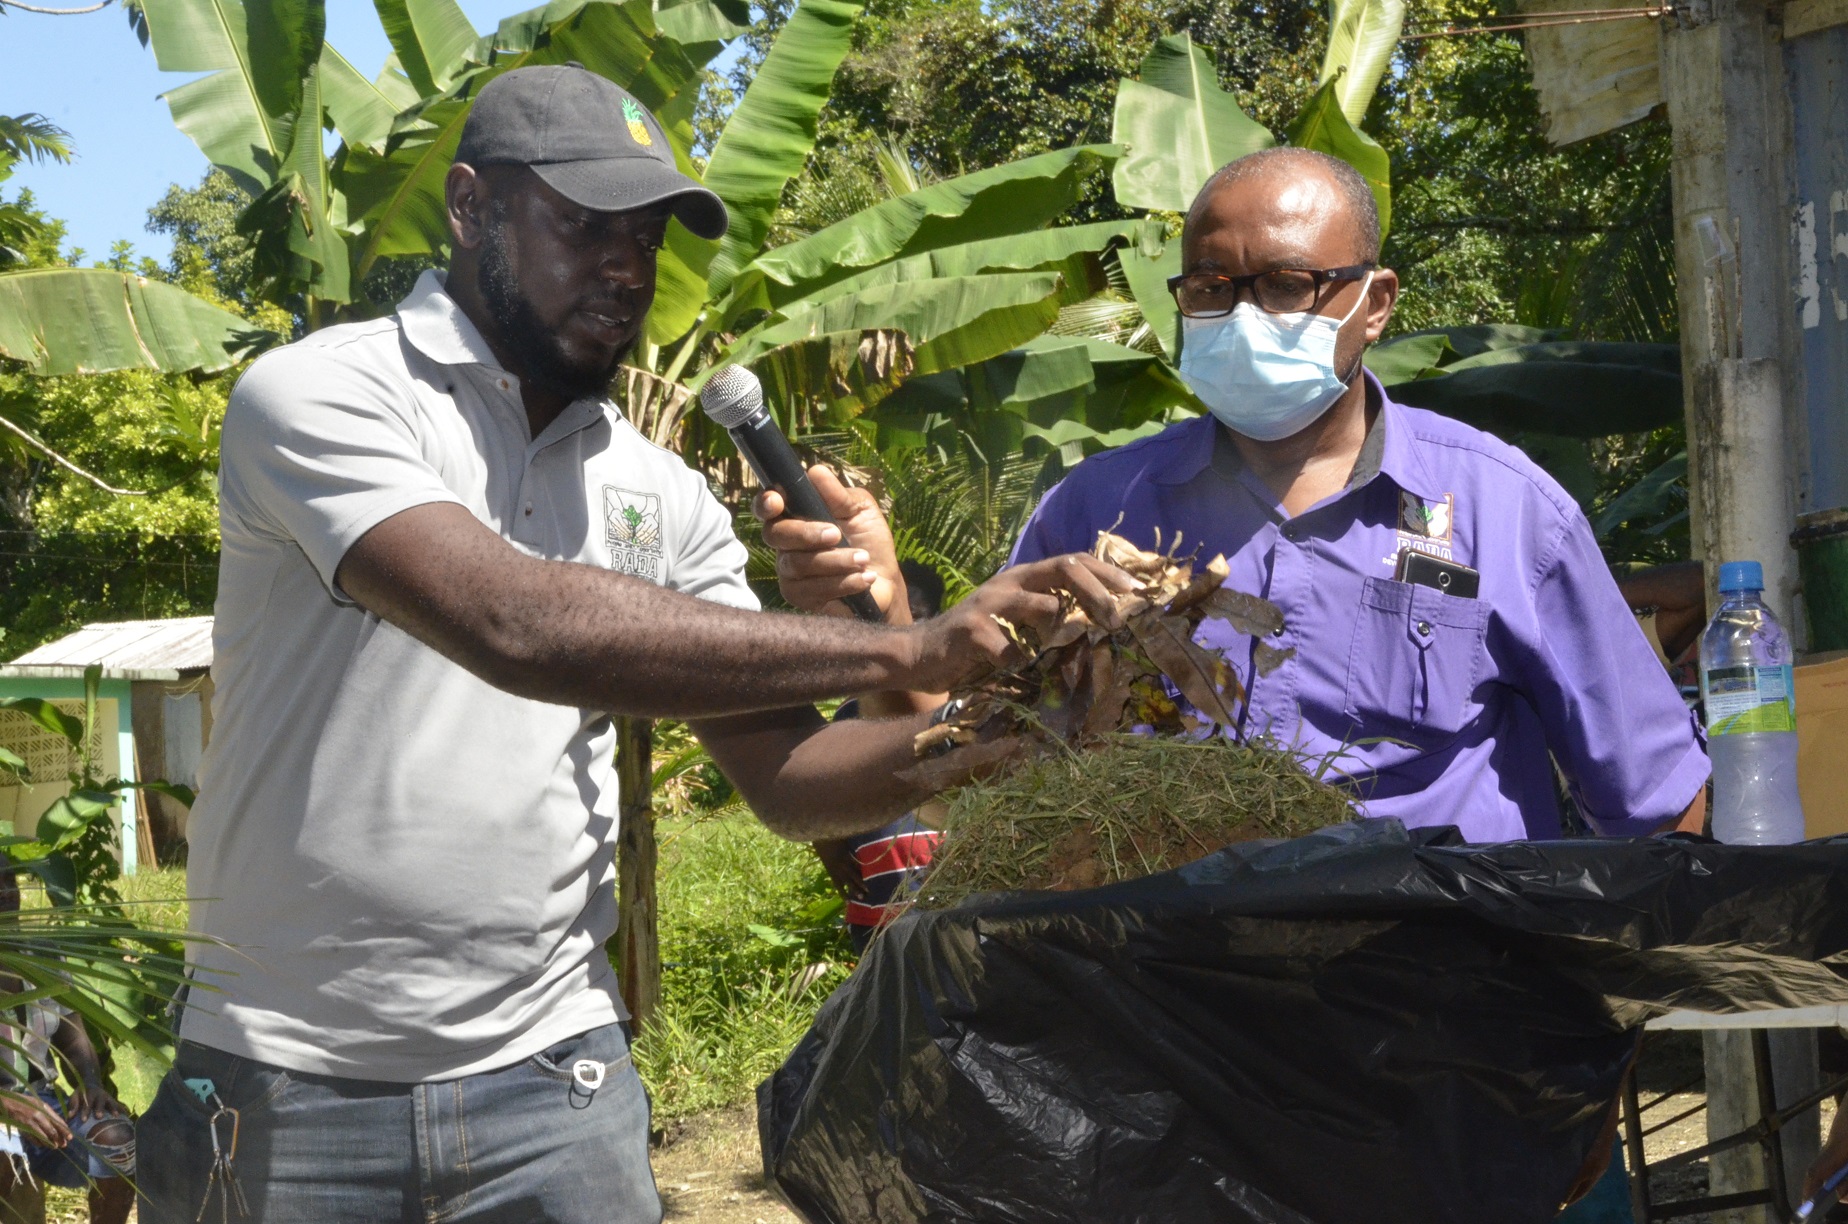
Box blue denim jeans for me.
[135,1022,660,1223]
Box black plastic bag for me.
[759,820,1848,1224]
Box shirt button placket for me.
[1255,522,1306,730]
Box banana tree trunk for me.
[615,715,660,1030]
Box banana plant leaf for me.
[742,328,916,425]
[374,0,481,98]
[1321,0,1407,126]
[320,44,420,153]
[871,336,1196,460]
[467,0,700,111]
[1286,78,1391,238]
[0,269,276,376]
[730,145,1125,318]
[648,233,718,346]
[1441,340,1682,375]
[760,220,1142,330]
[1593,451,1688,539]
[722,273,1078,422]
[695,0,862,301]
[343,0,702,279]
[652,0,751,45]
[239,61,350,302]
[1117,226,1181,359]
[340,99,467,270]
[141,0,325,197]
[1505,431,1599,509]
[1363,332,1456,383]
[141,0,353,300]
[1388,357,1683,438]
[1389,324,1560,358]
[1111,32,1275,214]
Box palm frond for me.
[0,114,73,166]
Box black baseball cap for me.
[454,63,728,240]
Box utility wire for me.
[0,0,115,12]
[0,551,202,570]
[1402,6,1670,40]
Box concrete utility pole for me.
[1662,0,1848,1213]
[1664,0,1802,624]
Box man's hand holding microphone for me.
[706,365,1120,705]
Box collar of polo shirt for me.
[398,270,506,370]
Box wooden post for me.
[615,715,661,1031]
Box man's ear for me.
[1363,268,1400,344]
[447,163,489,251]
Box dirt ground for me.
[654,1104,800,1224]
[1630,1031,1842,1224]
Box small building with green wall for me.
[0,617,214,874]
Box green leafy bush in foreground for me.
[635,810,852,1121]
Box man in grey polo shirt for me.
[135,65,1128,1224]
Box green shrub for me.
[634,810,851,1120]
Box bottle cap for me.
[1718,560,1765,593]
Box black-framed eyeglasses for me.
[1166,264,1374,317]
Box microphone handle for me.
[729,415,887,624]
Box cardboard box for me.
[1796,652,1848,837]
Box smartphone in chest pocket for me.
[1395,549,1481,600]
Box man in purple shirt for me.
[761,146,1707,842]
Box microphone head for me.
[698,364,764,430]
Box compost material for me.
[907,532,1343,908]
[907,532,1286,785]
[760,821,1848,1224]
[919,735,1354,908]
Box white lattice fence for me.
[0,701,99,785]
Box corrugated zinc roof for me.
[5,616,213,677]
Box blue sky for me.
[0,0,533,265]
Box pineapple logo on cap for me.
[622,98,653,147]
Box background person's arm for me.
[1615,560,1707,664]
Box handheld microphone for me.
[698,365,886,624]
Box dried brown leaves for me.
[913,532,1285,762]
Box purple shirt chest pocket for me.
[1343,576,1490,738]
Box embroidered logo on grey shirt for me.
[604,486,663,581]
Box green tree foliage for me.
[0,182,284,657]
[1377,3,1675,342]
[0,367,226,655]
[762,0,1670,342]
[789,0,1323,223]
[2,674,195,1089]
[147,169,259,306]
[0,114,73,268]
[0,115,73,167]
[752,0,1685,564]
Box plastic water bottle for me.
[1698,560,1806,844]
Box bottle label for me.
[1703,664,1797,735]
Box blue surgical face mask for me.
[1177,272,1374,442]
